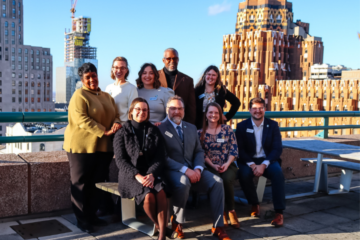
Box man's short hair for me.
[163,48,179,57]
[249,97,265,109]
[166,95,185,108]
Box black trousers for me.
[67,151,113,224]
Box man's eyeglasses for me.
[112,67,127,71]
[251,107,264,111]
[168,107,184,111]
[163,57,179,63]
[133,108,148,113]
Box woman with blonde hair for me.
[105,56,138,125]
[197,102,240,229]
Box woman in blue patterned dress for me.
[197,102,240,229]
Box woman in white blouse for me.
[136,63,174,126]
[105,57,138,125]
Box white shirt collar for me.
[251,118,264,128]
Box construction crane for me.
[70,0,78,18]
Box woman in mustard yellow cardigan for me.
[64,63,121,233]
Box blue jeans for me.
[238,159,286,210]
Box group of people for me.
[63,48,285,240]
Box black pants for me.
[67,151,113,224]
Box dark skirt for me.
[134,177,169,205]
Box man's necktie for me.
[176,126,184,142]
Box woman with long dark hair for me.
[194,65,240,129]
[136,63,174,126]
[197,102,240,229]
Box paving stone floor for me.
[0,173,359,240]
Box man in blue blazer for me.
[235,97,285,227]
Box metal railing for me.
[0,111,359,143]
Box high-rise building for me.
[221,0,360,137]
[0,0,54,137]
[56,16,97,104]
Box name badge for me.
[198,93,205,99]
[217,139,225,143]
[165,131,173,138]
[246,128,254,133]
[149,95,158,101]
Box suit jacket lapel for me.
[164,119,183,149]
[262,118,269,147]
[158,69,168,88]
[173,72,183,91]
[246,118,256,150]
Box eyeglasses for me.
[112,67,127,71]
[168,107,184,111]
[251,107,264,111]
[164,57,179,63]
[133,108,148,113]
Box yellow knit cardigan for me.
[64,86,120,153]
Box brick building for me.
[221,0,360,137]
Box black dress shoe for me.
[76,221,95,233]
[90,217,108,227]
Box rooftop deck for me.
[1,173,359,240]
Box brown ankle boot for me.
[223,211,229,227]
[228,211,240,228]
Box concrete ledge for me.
[0,154,28,218]
[19,151,71,214]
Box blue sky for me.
[23,0,360,91]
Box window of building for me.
[36,58,39,63]
[4,21,8,27]
[42,58,45,64]
[0,97,1,102]
[40,143,45,151]
[31,50,33,54]
[12,1,15,6]
[24,65,28,70]
[5,29,8,36]
[36,50,39,55]
[37,74,41,79]
[18,81,21,86]
[25,97,27,102]
[46,59,50,63]
[18,97,21,103]
[46,67,49,71]
[31,97,34,103]
[12,97,15,103]
[24,48,28,54]
[25,89,27,94]
[304,58,307,63]
[37,89,40,95]
[12,89,15,94]
[31,81,34,87]
[25,81,28,86]
[37,98,40,103]
[0,88,1,94]
[18,26,21,31]
[11,30,15,36]
[18,64,21,70]
[305,49,308,54]
[31,74,34,79]
[2,4,5,10]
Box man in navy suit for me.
[235,97,285,227]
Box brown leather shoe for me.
[171,215,185,239]
[250,205,260,217]
[271,213,284,227]
[223,211,229,227]
[211,227,232,240]
[228,211,240,228]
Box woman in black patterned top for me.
[197,102,240,229]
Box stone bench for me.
[95,182,157,236]
[300,158,360,194]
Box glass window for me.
[18,73,21,78]
[12,97,15,102]
[18,97,21,103]
[12,1,15,6]
[40,144,45,151]
[36,58,39,63]
[46,59,50,63]
[37,74,41,79]
[5,30,8,36]
[18,56,21,61]
[11,30,15,36]
[36,50,39,55]
[31,50,33,54]
[11,22,15,28]
[12,8,15,14]
[4,21,8,27]
[25,48,28,54]
[42,58,45,63]
[2,4,5,10]
[12,89,15,94]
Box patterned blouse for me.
[197,124,238,165]
[203,91,215,112]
